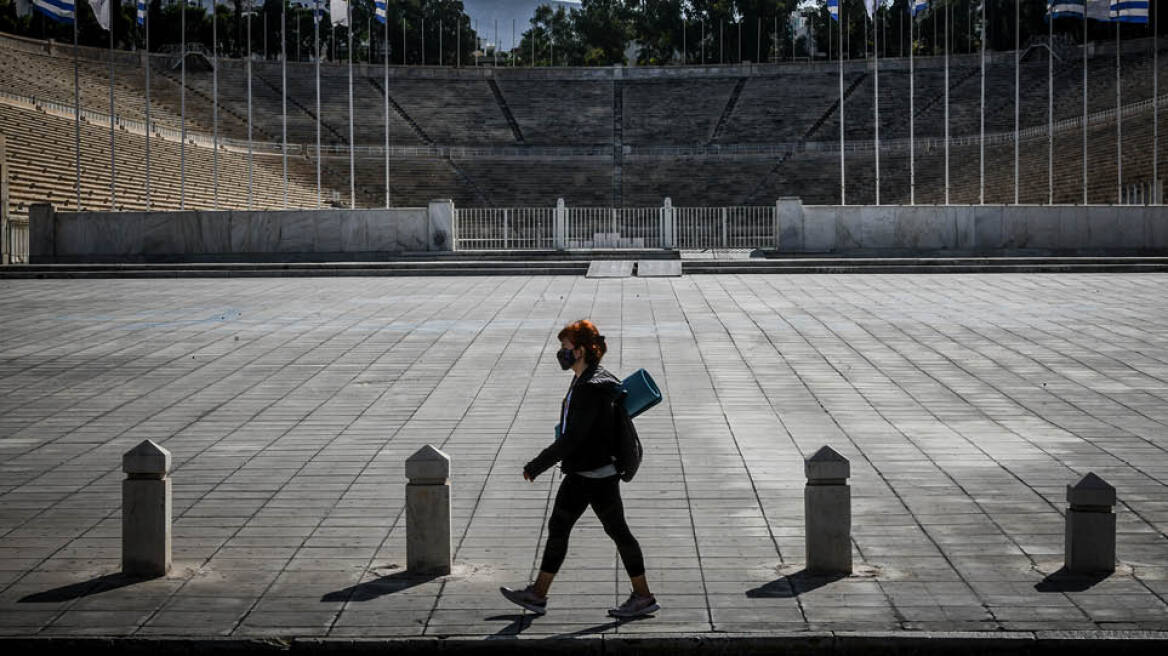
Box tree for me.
[573,0,631,65]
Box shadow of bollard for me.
[1035,566,1112,593]
[321,569,439,603]
[746,569,848,599]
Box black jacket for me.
[524,364,621,479]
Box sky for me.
[462,0,579,50]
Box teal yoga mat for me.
[620,368,662,419]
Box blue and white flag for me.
[1109,0,1148,22]
[1050,0,1086,18]
[375,0,386,25]
[136,0,145,25]
[87,0,111,30]
[33,0,74,23]
[912,0,929,17]
[828,0,839,22]
[865,0,881,18]
[330,0,348,26]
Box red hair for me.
[558,319,607,365]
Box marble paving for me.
[1,274,1167,638]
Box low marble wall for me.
[30,203,454,263]
[777,200,1168,255]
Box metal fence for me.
[454,201,777,251]
[456,207,556,250]
[5,220,29,264]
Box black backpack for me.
[612,390,643,483]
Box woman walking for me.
[500,319,659,619]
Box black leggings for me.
[539,473,646,578]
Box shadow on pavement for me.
[321,570,439,602]
[1034,567,1111,592]
[746,569,847,598]
[484,613,536,637]
[483,612,652,639]
[19,572,149,603]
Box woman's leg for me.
[591,477,650,595]
[536,474,590,596]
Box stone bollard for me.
[406,445,452,575]
[805,446,852,575]
[1065,472,1116,574]
[122,440,172,578]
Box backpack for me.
[612,390,643,483]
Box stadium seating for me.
[2,31,1165,213]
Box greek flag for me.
[375,0,386,25]
[1109,0,1148,22]
[136,0,144,25]
[828,0,838,22]
[33,0,74,23]
[912,0,928,17]
[1050,0,1086,18]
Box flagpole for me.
[874,6,880,205]
[282,0,288,209]
[181,0,186,210]
[110,0,116,210]
[247,7,254,209]
[910,7,915,205]
[349,0,355,208]
[840,4,845,205]
[73,4,80,210]
[1014,0,1019,205]
[1048,4,1054,204]
[1155,1,1159,203]
[945,1,950,205]
[385,13,389,208]
[315,0,321,208]
[212,0,218,210]
[144,4,150,210]
[980,0,985,204]
[1083,9,1088,204]
[1116,21,1122,202]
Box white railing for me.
[455,200,777,251]
[6,220,29,264]
[456,207,556,250]
[1119,180,1162,205]
[565,207,663,249]
[675,206,775,250]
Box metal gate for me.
[454,201,776,252]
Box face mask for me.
[556,347,577,370]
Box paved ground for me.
[1,274,1167,640]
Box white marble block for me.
[1065,472,1116,574]
[805,445,852,575]
[122,440,172,578]
[406,445,452,575]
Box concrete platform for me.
[1,274,1167,646]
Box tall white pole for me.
[1014,0,1020,205]
[73,9,80,210]
[910,11,915,205]
[980,0,985,204]
[385,17,390,207]
[945,2,950,204]
[1083,14,1088,204]
[282,0,288,208]
[421,16,425,65]
[109,1,116,210]
[181,0,186,210]
[144,7,151,210]
[349,0,355,208]
[247,8,254,209]
[1048,4,1053,204]
[1156,3,1159,202]
[213,1,218,210]
[840,6,845,205]
[315,1,321,207]
[874,8,880,205]
[1117,22,1122,202]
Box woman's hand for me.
[523,469,533,481]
